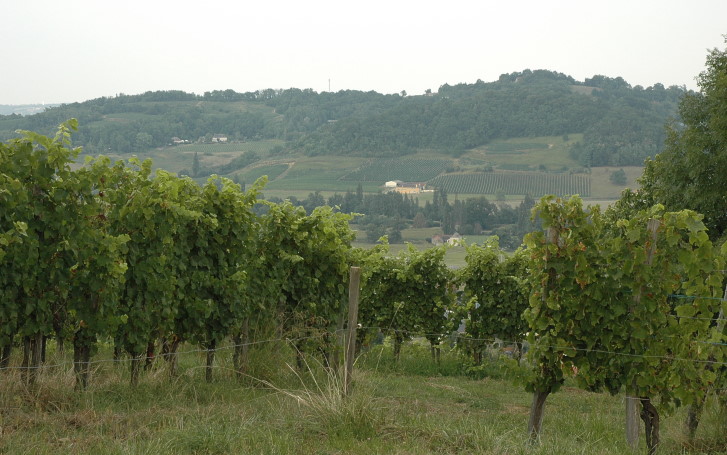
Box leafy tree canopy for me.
[0,71,684,167]
[640,39,727,240]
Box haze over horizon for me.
[2,0,726,105]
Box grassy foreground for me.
[0,341,725,455]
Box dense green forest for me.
[0,70,685,167]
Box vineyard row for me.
[429,172,591,196]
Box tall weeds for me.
[260,352,382,440]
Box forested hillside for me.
[0,70,685,167]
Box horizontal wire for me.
[1,322,724,372]
[0,333,326,372]
[360,326,727,366]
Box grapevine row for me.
[2,125,725,454]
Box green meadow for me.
[1,341,723,455]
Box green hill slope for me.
[1,70,684,167]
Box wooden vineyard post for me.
[344,267,361,396]
[625,393,640,450]
[232,320,249,380]
[626,218,659,450]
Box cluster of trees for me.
[638,44,727,241]
[276,187,537,249]
[422,189,538,245]
[0,70,683,166]
[295,70,683,164]
[0,92,278,154]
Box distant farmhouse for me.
[431,232,463,247]
[170,137,190,145]
[211,134,228,143]
[384,180,429,194]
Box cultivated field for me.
[428,172,591,197]
[341,159,451,182]
[134,134,642,203]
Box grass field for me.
[589,166,645,198]
[172,140,286,157]
[1,342,724,454]
[340,159,451,182]
[235,164,290,184]
[467,135,584,171]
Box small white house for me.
[431,233,463,247]
[447,232,463,246]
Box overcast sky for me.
[2,0,725,105]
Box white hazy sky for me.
[2,0,725,105]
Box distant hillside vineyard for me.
[429,171,591,197]
[0,70,685,167]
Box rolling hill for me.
[0,70,684,200]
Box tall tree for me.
[192,151,200,178]
[641,39,727,240]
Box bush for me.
[609,168,627,185]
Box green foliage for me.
[640,39,727,239]
[0,71,682,165]
[358,244,455,354]
[0,120,130,386]
[253,200,355,354]
[173,176,261,351]
[458,239,529,363]
[524,195,725,414]
[107,162,204,357]
[609,168,627,185]
[1,121,368,384]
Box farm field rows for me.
[236,163,289,183]
[131,135,639,201]
[429,171,591,197]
